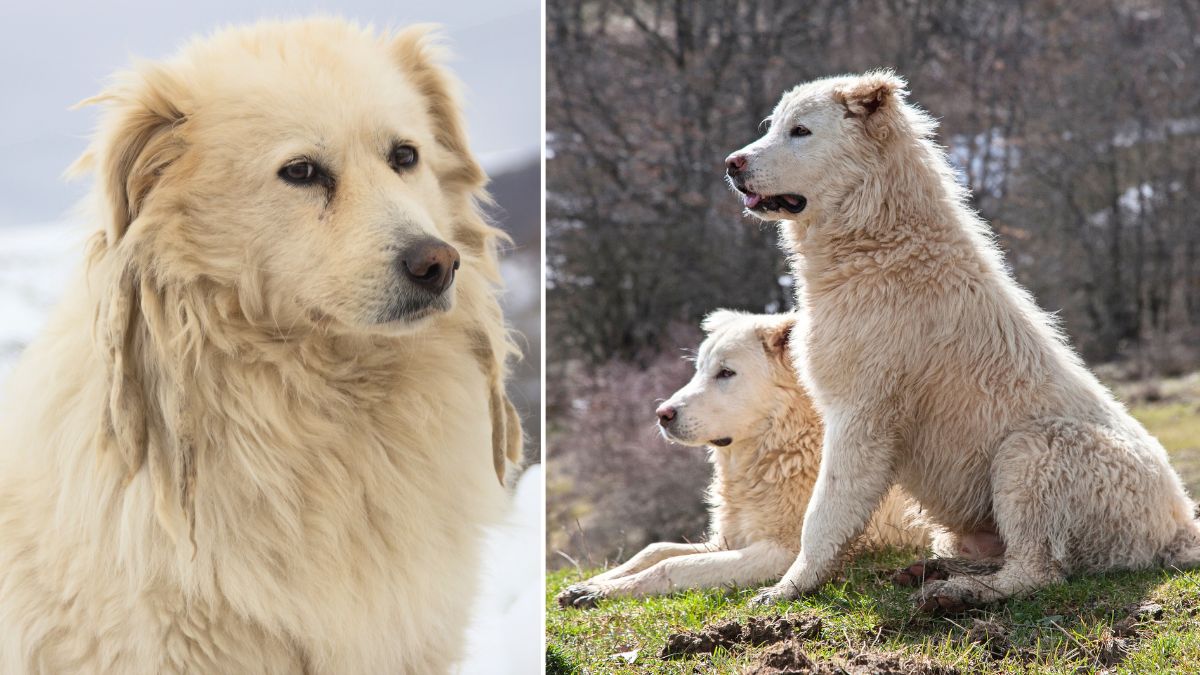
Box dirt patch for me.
[1108,602,1164,642]
[1124,601,1164,622]
[1092,600,1166,668]
[660,614,822,659]
[961,617,1012,659]
[742,642,820,674]
[1112,614,1141,639]
[744,644,960,675]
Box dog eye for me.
[389,144,419,171]
[279,160,320,185]
[790,125,812,138]
[716,368,736,380]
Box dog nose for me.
[725,154,747,177]
[656,404,677,426]
[399,237,460,294]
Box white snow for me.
[0,220,87,380]
[459,464,544,674]
[0,222,542,670]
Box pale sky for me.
[0,0,540,226]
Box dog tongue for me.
[743,193,762,208]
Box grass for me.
[546,379,1200,673]
[547,558,1200,673]
[1117,371,1200,495]
[1133,399,1200,498]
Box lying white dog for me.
[557,310,925,608]
[725,70,1200,611]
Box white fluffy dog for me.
[557,310,925,608]
[725,71,1200,612]
[0,19,523,673]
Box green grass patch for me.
[1134,401,1200,496]
[547,556,1200,673]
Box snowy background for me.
[0,1,541,671]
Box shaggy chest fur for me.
[794,195,1160,537]
[0,284,505,674]
[708,389,822,550]
[796,219,1050,533]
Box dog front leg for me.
[751,410,896,606]
[559,541,793,608]
[556,541,718,608]
[589,541,719,583]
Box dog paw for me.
[891,560,950,588]
[556,583,604,610]
[910,580,977,614]
[748,583,798,608]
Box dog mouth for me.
[709,437,733,447]
[731,178,807,214]
[740,191,807,214]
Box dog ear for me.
[71,64,188,246]
[504,397,524,467]
[757,315,797,363]
[79,67,199,550]
[94,249,198,550]
[81,64,187,473]
[834,70,907,140]
[95,255,151,482]
[474,329,524,487]
[488,386,525,487]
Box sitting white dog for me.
[725,70,1200,611]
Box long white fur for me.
[728,71,1200,609]
[0,19,522,673]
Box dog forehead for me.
[775,85,840,121]
[183,71,435,164]
[179,24,433,136]
[698,324,762,366]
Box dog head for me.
[77,19,492,335]
[724,70,910,223]
[656,311,797,448]
[75,19,524,543]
